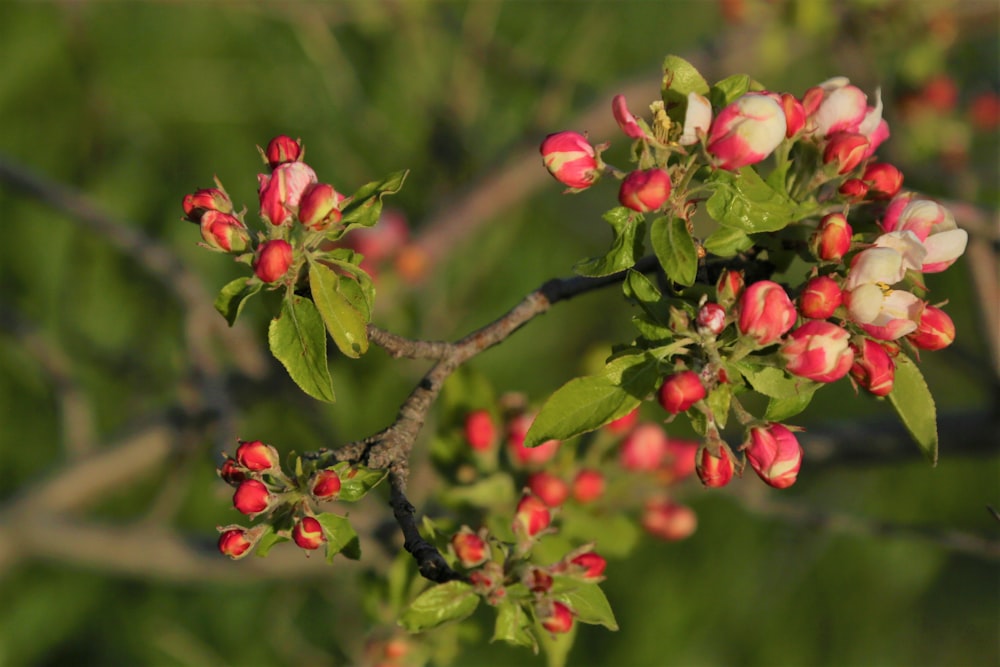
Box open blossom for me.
[612,94,651,140]
[540,131,600,189]
[780,320,854,382]
[744,423,803,489]
[845,285,924,340]
[706,92,787,170]
[880,194,967,273]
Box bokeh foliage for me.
[0,1,996,665]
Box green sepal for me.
[398,581,480,632]
[887,353,938,465]
[214,277,262,325]
[650,216,697,286]
[268,296,337,403]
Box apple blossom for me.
[706,92,787,170]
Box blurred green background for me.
[0,1,997,666]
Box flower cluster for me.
[538,58,965,489]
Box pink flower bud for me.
[540,131,600,190]
[838,178,869,200]
[880,195,967,273]
[849,338,895,396]
[527,471,569,508]
[258,161,317,226]
[235,440,278,472]
[618,168,672,213]
[569,551,607,580]
[812,213,853,262]
[706,92,787,170]
[571,469,605,504]
[463,410,496,452]
[297,182,345,231]
[798,275,843,319]
[612,94,650,140]
[696,445,735,488]
[292,516,325,550]
[199,211,250,253]
[862,163,903,199]
[218,457,246,487]
[507,414,560,467]
[716,269,744,308]
[807,78,868,137]
[658,370,706,414]
[780,320,854,383]
[970,92,1000,131]
[823,131,869,174]
[217,528,254,559]
[253,239,294,283]
[605,406,639,435]
[744,423,803,489]
[541,601,574,634]
[233,479,271,515]
[641,500,697,541]
[183,187,233,222]
[907,305,955,351]
[524,566,554,593]
[779,92,806,137]
[663,438,699,481]
[619,422,668,471]
[737,280,797,346]
[264,135,302,169]
[451,529,489,568]
[310,469,342,500]
[696,302,726,335]
[513,493,551,538]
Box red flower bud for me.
[217,528,254,559]
[862,162,903,199]
[540,131,600,190]
[451,529,489,568]
[641,500,697,541]
[513,493,551,538]
[658,370,706,415]
[527,471,569,508]
[541,601,574,634]
[745,423,803,489]
[297,182,345,231]
[780,92,806,137]
[463,410,496,452]
[716,269,744,308]
[571,469,605,504]
[697,302,727,335]
[235,440,278,472]
[696,445,735,488]
[838,178,869,199]
[258,161,317,226]
[524,566,554,593]
[264,135,303,169]
[218,457,246,486]
[780,320,854,383]
[183,187,233,222]
[199,211,249,253]
[811,213,853,261]
[824,131,869,174]
[849,338,895,396]
[619,422,668,471]
[292,516,325,550]
[618,168,672,213]
[907,305,955,351]
[605,406,639,434]
[738,280,797,345]
[507,414,560,467]
[798,275,843,319]
[569,551,607,580]
[310,469,342,500]
[253,239,294,283]
[233,479,271,515]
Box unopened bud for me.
[744,423,803,489]
[233,479,271,515]
[571,469,605,504]
[292,516,325,550]
[464,410,497,452]
[540,601,574,634]
[199,211,249,253]
[658,370,706,414]
[253,239,294,283]
[641,500,697,541]
[618,168,672,213]
[696,445,735,488]
[907,305,955,350]
[540,131,600,190]
[235,440,279,472]
[310,469,342,500]
[451,528,489,568]
[217,527,255,559]
[527,471,569,508]
[513,493,551,538]
[264,135,303,169]
[798,275,843,319]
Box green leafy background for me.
[0,2,997,666]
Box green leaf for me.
[340,169,408,230]
[888,353,938,465]
[734,362,821,400]
[575,207,645,278]
[661,54,710,111]
[556,584,618,630]
[623,270,670,326]
[523,353,659,448]
[309,262,369,358]
[315,512,361,562]
[706,383,732,429]
[268,296,337,403]
[492,600,537,651]
[214,277,261,325]
[444,473,517,509]
[330,462,387,502]
[709,73,752,108]
[559,508,638,558]
[705,167,799,233]
[703,226,754,257]
[399,581,480,632]
[650,216,697,286]
[765,389,816,422]
[254,526,287,558]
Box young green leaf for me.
[706,167,799,233]
[399,581,480,632]
[268,296,337,403]
[254,526,287,558]
[308,262,369,358]
[340,169,409,230]
[315,512,361,562]
[703,226,754,257]
[329,462,387,502]
[765,390,816,422]
[650,216,698,286]
[888,353,938,465]
[214,277,261,325]
[575,207,645,278]
[661,54,710,111]
[556,584,618,630]
[709,73,752,108]
[492,600,538,651]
